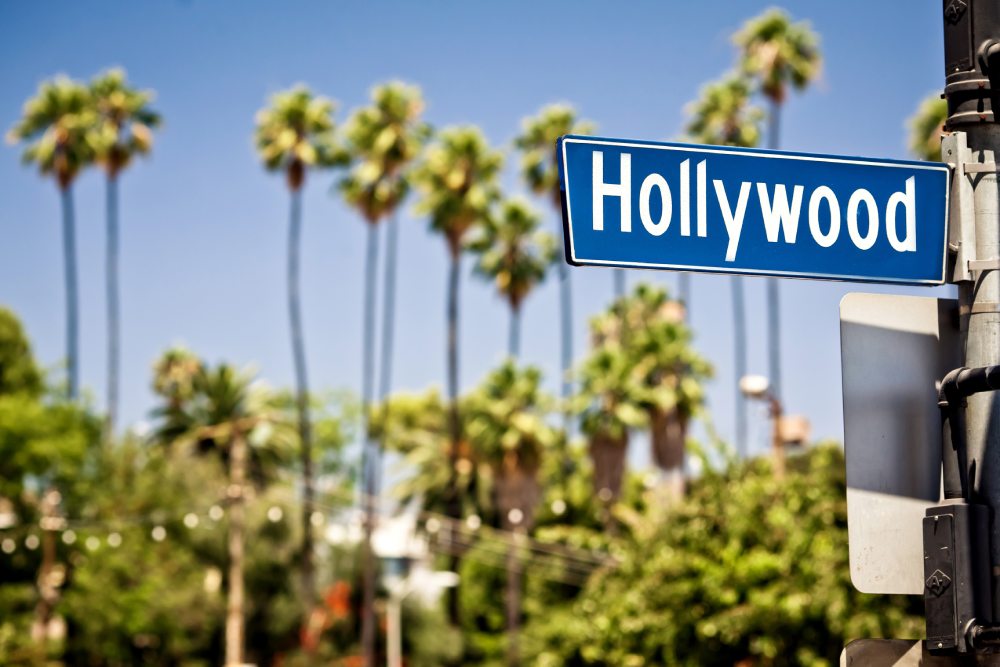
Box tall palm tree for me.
[151,352,294,667]
[736,8,821,407]
[909,94,949,162]
[413,126,502,620]
[465,362,557,666]
[596,285,712,501]
[515,105,595,429]
[469,197,556,358]
[254,84,342,609]
[376,389,493,524]
[685,75,763,458]
[89,68,160,437]
[7,76,96,400]
[339,80,429,666]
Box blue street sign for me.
[558,136,951,285]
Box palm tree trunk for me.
[732,277,748,457]
[105,175,120,438]
[677,273,691,317]
[767,99,783,403]
[360,222,380,667]
[60,186,79,400]
[287,187,315,608]
[506,528,524,667]
[613,268,626,299]
[446,245,462,623]
[557,241,573,436]
[225,433,247,667]
[509,303,521,359]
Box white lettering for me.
[808,186,841,248]
[639,174,672,236]
[713,179,751,262]
[592,151,632,232]
[679,159,690,236]
[887,177,917,252]
[697,160,707,237]
[757,183,803,244]
[847,189,879,251]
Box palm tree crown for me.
[6,76,96,189]
[413,126,504,256]
[685,76,763,148]
[89,68,161,177]
[469,197,555,314]
[909,94,949,162]
[734,8,821,105]
[340,81,431,224]
[514,104,595,209]
[254,85,344,190]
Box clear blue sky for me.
[0,1,951,462]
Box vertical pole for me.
[942,0,1000,623]
[225,433,247,667]
[387,594,402,667]
[961,124,1000,619]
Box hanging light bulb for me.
[25,534,39,550]
[267,506,283,523]
[85,536,100,552]
[151,526,166,542]
[1,538,15,554]
[62,529,77,545]
[107,532,122,548]
[183,513,199,529]
[209,505,224,522]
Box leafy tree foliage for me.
[526,445,923,667]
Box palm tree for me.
[515,105,595,428]
[909,94,949,162]
[89,68,161,437]
[413,126,502,622]
[339,80,429,665]
[685,75,762,459]
[597,285,712,501]
[575,343,646,514]
[469,197,556,358]
[375,389,494,525]
[465,362,557,666]
[736,8,821,407]
[254,84,342,609]
[7,76,96,400]
[151,351,294,667]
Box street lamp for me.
[739,374,786,478]
[385,569,459,667]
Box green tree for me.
[909,94,949,162]
[574,343,646,511]
[515,105,595,427]
[412,126,503,526]
[0,307,43,397]
[339,81,430,665]
[526,445,922,667]
[595,285,712,500]
[89,68,161,437]
[735,8,821,408]
[255,84,342,608]
[151,352,295,666]
[685,74,763,458]
[0,307,99,654]
[376,389,493,525]
[7,76,97,400]
[469,197,556,358]
[465,362,558,666]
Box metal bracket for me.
[944,132,977,283]
[963,162,1000,174]
[969,258,1000,271]
[960,302,1000,315]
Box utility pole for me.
[923,0,1000,655]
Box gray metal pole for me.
[961,124,1000,619]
